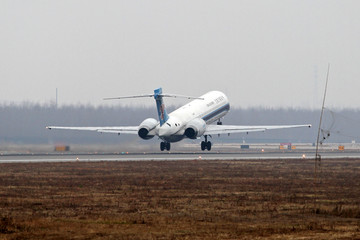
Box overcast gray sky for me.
[1,0,360,109]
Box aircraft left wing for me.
[205,124,311,135]
[46,126,139,134]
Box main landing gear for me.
[160,142,171,151]
[201,135,212,151]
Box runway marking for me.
[1,153,359,163]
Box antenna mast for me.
[314,63,330,210]
[56,88,58,109]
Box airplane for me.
[47,87,311,151]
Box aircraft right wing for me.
[205,124,312,135]
[46,126,139,135]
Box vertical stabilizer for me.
[154,88,169,126]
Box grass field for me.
[0,158,359,239]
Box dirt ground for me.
[0,158,359,239]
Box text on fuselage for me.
[206,96,225,107]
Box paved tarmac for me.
[0,150,359,163]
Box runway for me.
[1,150,360,163]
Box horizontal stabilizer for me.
[104,92,204,101]
[103,94,154,100]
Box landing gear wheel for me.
[201,141,206,151]
[200,136,212,151]
[161,142,171,151]
[160,142,165,151]
[207,141,212,151]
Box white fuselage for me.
[156,91,230,142]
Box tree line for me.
[1,103,360,144]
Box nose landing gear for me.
[160,142,171,151]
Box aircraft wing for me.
[205,124,311,135]
[46,126,139,134]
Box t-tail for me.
[154,88,169,126]
[103,87,201,126]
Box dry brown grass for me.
[0,158,359,239]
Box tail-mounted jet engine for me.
[184,118,206,139]
[138,118,158,140]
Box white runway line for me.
[1,152,359,163]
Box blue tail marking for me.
[154,88,169,126]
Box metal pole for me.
[314,63,330,211]
[56,88,58,109]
